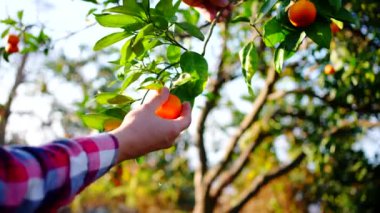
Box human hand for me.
[182,0,232,22]
[111,88,192,163]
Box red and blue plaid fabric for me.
[0,133,118,212]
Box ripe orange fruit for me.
[330,22,340,34]
[5,44,19,54]
[288,0,317,28]
[155,94,182,119]
[104,119,122,131]
[7,34,20,46]
[324,64,335,75]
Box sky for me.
[0,0,379,165]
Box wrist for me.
[110,127,142,163]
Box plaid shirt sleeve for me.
[0,133,119,212]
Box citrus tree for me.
[1,0,380,212]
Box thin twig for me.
[0,54,29,145]
[228,152,306,213]
[205,67,278,186]
[201,11,222,56]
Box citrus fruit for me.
[104,119,122,132]
[324,64,335,75]
[288,0,317,28]
[155,94,182,119]
[7,34,20,46]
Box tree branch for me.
[268,88,380,114]
[205,67,278,185]
[195,22,231,176]
[0,54,29,145]
[210,124,269,199]
[228,152,306,213]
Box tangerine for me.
[288,0,317,28]
[7,34,19,46]
[104,119,122,132]
[330,22,340,34]
[155,94,182,119]
[324,64,335,75]
[5,44,19,54]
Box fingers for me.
[145,87,170,110]
[174,102,192,130]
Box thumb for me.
[145,87,170,110]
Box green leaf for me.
[1,18,17,26]
[136,156,145,164]
[17,11,24,21]
[102,107,129,120]
[105,4,145,18]
[180,9,200,25]
[156,0,178,19]
[133,23,154,47]
[239,42,259,95]
[328,0,342,11]
[120,38,135,65]
[231,16,251,23]
[142,0,150,13]
[263,18,289,47]
[81,114,112,130]
[334,8,357,24]
[173,73,193,87]
[86,8,97,17]
[175,22,204,41]
[167,45,181,63]
[96,92,135,105]
[1,28,10,38]
[257,0,279,21]
[274,47,285,73]
[282,31,305,52]
[93,31,131,51]
[305,21,332,49]
[172,51,208,103]
[139,82,164,90]
[82,0,98,4]
[120,70,143,92]
[132,38,162,59]
[273,32,304,73]
[95,14,144,29]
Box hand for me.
[182,0,232,22]
[111,88,192,163]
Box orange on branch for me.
[7,34,20,46]
[104,119,122,132]
[155,94,182,119]
[5,44,19,54]
[324,64,335,75]
[288,0,317,28]
[330,22,340,34]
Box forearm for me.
[0,133,118,212]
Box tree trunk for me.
[193,170,216,213]
[0,54,29,145]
